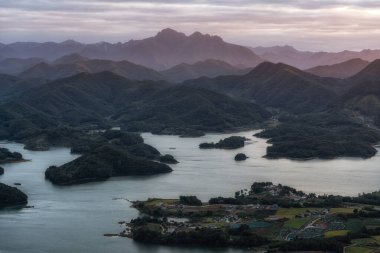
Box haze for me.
[1,0,380,51]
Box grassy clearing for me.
[324,230,350,238]
[284,218,310,229]
[275,208,319,219]
[345,246,374,253]
[275,207,354,219]
[330,208,355,214]
[145,198,178,206]
[352,237,378,245]
[146,223,162,233]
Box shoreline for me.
[115,183,380,251]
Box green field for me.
[345,246,374,253]
[275,208,319,219]
[275,207,354,219]
[352,237,378,245]
[324,230,350,238]
[146,223,162,233]
[330,207,355,214]
[283,218,310,229]
[144,198,178,206]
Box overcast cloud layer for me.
[1,0,380,51]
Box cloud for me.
[0,0,380,51]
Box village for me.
[120,183,371,246]
[122,198,353,242]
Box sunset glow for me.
[1,0,380,51]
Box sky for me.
[1,0,380,51]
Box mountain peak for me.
[155,28,185,38]
[351,58,380,81]
[358,58,380,73]
[60,39,80,45]
[190,31,203,37]
[246,61,301,78]
[189,31,223,42]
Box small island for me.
[234,153,247,161]
[0,183,28,208]
[0,148,24,163]
[45,130,174,185]
[0,166,4,175]
[118,182,380,252]
[199,136,248,149]
[159,154,179,164]
[255,112,380,160]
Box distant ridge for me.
[0,28,263,70]
[306,58,369,79]
[53,53,89,65]
[251,45,380,69]
[160,59,250,82]
[19,57,165,81]
[0,57,45,75]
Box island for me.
[0,183,28,208]
[159,154,178,164]
[0,166,4,175]
[255,112,380,160]
[0,148,23,163]
[199,136,248,149]
[118,182,380,252]
[45,130,174,185]
[234,153,247,161]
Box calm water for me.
[0,130,380,253]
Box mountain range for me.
[251,45,380,69]
[1,28,380,160]
[2,28,380,80]
[18,54,165,81]
[184,61,344,113]
[0,71,270,141]
[0,28,262,70]
[160,59,250,83]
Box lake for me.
[1,130,380,252]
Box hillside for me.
[255,112,380,159]
[306,58,369,79]
[0,72,270,140]
[185,62,342,113]
[0,57,45,75]
[0,183,28,208]
[342,81,380,117]
[114,86,270,135]
[349,59,380,83]
[44,130,173,185]
[0,74,46,98]
[161,59,250,82]
[13,55,249,83]
[339,59,380,126]
[19,57,165,81]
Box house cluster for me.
[285,211,346,241]
[295,209,329,218]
